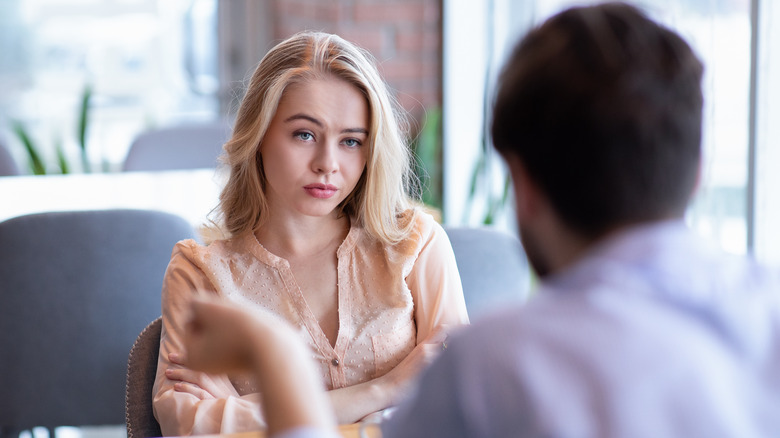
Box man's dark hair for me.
[491,2,704,238]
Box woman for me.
[152,31,469,436]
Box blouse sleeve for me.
[152,241,266,436]
[406,217,470,343]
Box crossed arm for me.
[182,298,336,437]
[168,320,448,424]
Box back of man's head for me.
[492,2,704,239]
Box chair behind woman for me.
[122,122,231,172]
[0,209,194,437]
[445,226,531,319]
[126,317,164,438]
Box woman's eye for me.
[343,138,362,147]
[295,132,314,141]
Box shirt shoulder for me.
[385,208,445,256]
[170,234,257,268]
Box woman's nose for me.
[312,142,338,174]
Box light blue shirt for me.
[383,220,780,437]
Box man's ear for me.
[504,154,540,224]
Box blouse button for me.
[332,358,340,366]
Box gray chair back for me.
[0,209,194,435]
[445,226,531,319]
[122,122,231,171]
[126,317,163,438]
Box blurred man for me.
[384,2,780,437]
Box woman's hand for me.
[166,352,241,400]
[323,325,452,424]
[375,325,451,402]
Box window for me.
[444,0,780,265]
[0,0,219,173]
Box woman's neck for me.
[255,212,350,260]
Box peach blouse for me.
[152,211,469,435]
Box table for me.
[0,169,224,227]
[195,423,381,438]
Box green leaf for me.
[77,84,92,172]
[11,120,46,175]
[483,198,495,225]
[55,137,70,174]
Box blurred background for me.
[1,0,778,262]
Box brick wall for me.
[268,0,442,122]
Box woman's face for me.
[260,76,369,220]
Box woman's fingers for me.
[166,366,199,383]
[166,365,240,399]
[173,381,214,400]
[168,352,185,365]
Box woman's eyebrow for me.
[342,127,369,135]
[285,113,368,135]
[284,113,322,127]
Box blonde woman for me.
[152,31,469,436]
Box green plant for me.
[409,105,511,225]
[10,120,47,175]
[9,84,94,175]
[77,84,92,172]
[463,54,512,226]
[55,137,70,174]
[410,107,444,213]
[464,142,511,225]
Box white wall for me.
[754,0,780,265]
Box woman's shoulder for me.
[388,207,446,254]
[409,206,447,239]
[170,234,250,265]
[170,238,199,257]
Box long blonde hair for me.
[213,31,418,244]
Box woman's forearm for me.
[326,326,450,424]
[326,376,397,424]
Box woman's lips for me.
[304,184,338,199]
